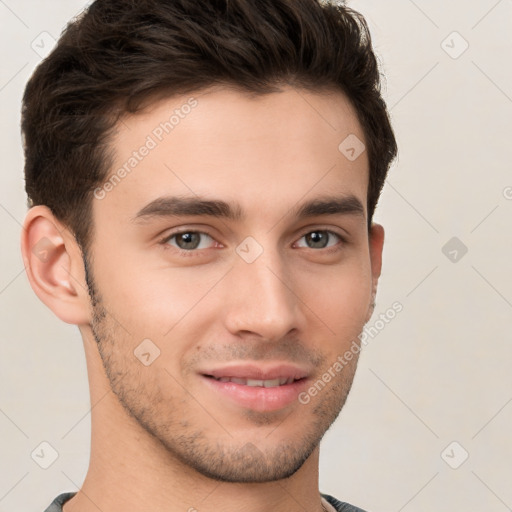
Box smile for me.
[199,364,311,412]
[206,376,299,387]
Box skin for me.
[21,85,384,512]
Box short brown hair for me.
[22,0,397,253]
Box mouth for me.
[199,364,310,412]
[204,375,302,387]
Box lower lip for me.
[201,375,308,412]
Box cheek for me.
[92,232,372,346]
[294,256,372,335]
[92,248,224,340]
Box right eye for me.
[160,230,220,254]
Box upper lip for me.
[200,363,310,381]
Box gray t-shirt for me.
[43,492,368,512]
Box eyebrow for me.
[132,194,365,223]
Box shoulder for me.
[43,492,77,512]
[321,492,369,512]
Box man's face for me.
[85,85,381,482]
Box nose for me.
[222,247,303,342]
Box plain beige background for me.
[1,0,511,510]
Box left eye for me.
[295,230,341,250]
[164,231,215,251]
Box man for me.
[20,0,397,511]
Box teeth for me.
[214,376,295,387]
[247,379,265,387]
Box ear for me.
[366,222,385,322]
[20,205,91,325]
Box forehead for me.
[98,85,369,224]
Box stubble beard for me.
[83,253,360,483]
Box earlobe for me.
[20,205,91,325]
[366,223,385,322]
[369,223,384,279]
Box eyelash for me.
[158,229,347,257]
